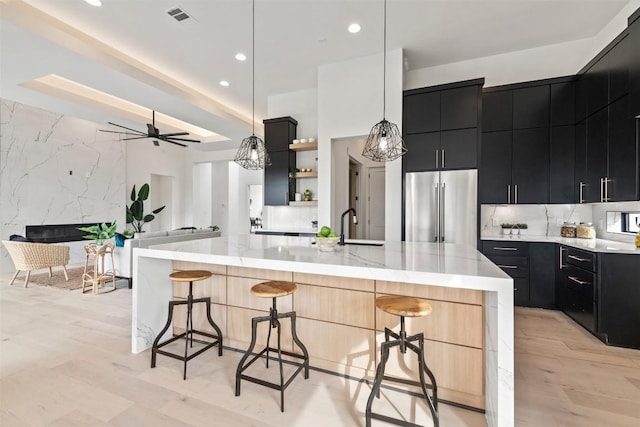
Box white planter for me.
[502,228,511,235]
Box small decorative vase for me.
[502,228,511,235]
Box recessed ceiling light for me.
[83,0,102,6]
[235,53,247,61]
[219,80,230,87]
[348,23,361,34]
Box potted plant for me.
[500,223,512,235]
[78,222,117,245]
[127,183,166,233]
[114,230,134,247]
[515,223,528,235]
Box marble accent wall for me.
[0,99,125,273]
[481,201,640,243]
[263,206,318,230]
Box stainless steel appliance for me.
[405,170,477,245]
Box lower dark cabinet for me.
[514,278,530,307]
[599,253,640,349]
[529,243,556,309]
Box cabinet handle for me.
[600,177,604,203]
[603,177,610,202]
[568,276,590,286]
[568,254,589,262]
[508,184,511,204]
[497,265,518,269]
[435,149,439,169]
[514,184,518,204]
[579,182,585,204]
[286,191,289,204]
[493,247,518,251]
[559,247,566,269]
[442,149,445,169]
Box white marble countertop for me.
[140,234,511,290]
[254,227,317,235]
[481,234,639,254]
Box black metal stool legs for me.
[151,280,224,380]
[365,316,439,427]
[235,298,309,412]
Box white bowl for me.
[316,237,340,252]
[308,137,316,143]
[292,139,300,144]
[300,138,308,143]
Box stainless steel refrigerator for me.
[405,170,477,245]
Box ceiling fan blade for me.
[165,137,201,143]
[99,130,145,135]
[165,140,188,148]
[121,136,151,141]
[106,122,146,134]
[160,132,189,137]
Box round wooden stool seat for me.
[376,295,432,317]
[251,281,297,298]
[169,270,213,282]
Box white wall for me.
[228,162,263,236]
[318,49,403,241]
[192,162,213,228]
[406,1,640,90]
[0,98,125,272]
[210,161,229,235]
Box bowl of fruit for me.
[316,225,340,252]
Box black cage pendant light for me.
[234,0,271,170]
[362,0,407,162]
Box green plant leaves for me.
[126,183,165,232]
[152,206,165,215]
[138,183,150,201]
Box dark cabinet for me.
[551,81,576,126]
[264,150,295,206]
[404,132,440,172]
[512,128,549,204]
[403,80,482,173]
[482,90,512,132]
[607,95,637,201]
[529,243,556,309]
[403,91,440,134]
[574,121,587,203]
[550,125,575,203]
[599,253,640,349]
[584,53,609,116]
[440,85,479,130]
[608,35,629,103]
[513,85,550,129]
[629,14,640,118]
[263,116,297,206]
[482,241,530,307]
[584,108,609,203]
[557,246,598,334]
[479,131,512,204]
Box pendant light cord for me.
[382,0,386,120]
[252,0,255,136]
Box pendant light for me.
[362,0,407,162]
[234,0,271,170]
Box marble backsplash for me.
[481,201,640,243]
[263,206,318,230]
[0,99,126,273]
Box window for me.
[623,212,640,233]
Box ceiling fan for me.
[100,110,201,147]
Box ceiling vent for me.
[167,6,191,22]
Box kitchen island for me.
[132,234,513,427]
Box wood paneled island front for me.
[132,235,513,427]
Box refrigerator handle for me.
[440,183,446,242]
[434,182,440,242]
[507,184,511,204]
[442,149,445,170]
[435,150,439,169]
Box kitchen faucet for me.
[339,208,358,245]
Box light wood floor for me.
[1,275,639,426]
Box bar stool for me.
[151,270,223,380]
[366,295,439,427]
[235,280,309,412]
[82,242,116,294]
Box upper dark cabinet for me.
[607,95,637,201]
[263,116,297,152]
[550,125,575,203]
[575,77,588,123]
[512,127,550,204]
[441,86,478,130]
[479,130,512,204]
[574,121,587,202]
[551,81,576,126]
[585,52,610,116]
[608,35,629,103]
[482,90,512,132]
[513,85,550,129]
[584,108,609,203]
[403,91,440,134]
[440,128,477,170]
[404,132,440,172]
[629,15,640,117]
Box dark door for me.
[479,131,512,203]
[574,120,587,202]
[482,90,513,132]
[513,85,550,129]
[550,125,576,203]
[441,85,478,130]
[607,95,637,201]
[403,91,440,134]
[512,128,550,204]
[585,53,609,116]
[529,243,556,309]
[584,108,609,203]
[440,128,477,170]
[551,81,576,126]
[608,35,629,103]
[264,151,292,206]
[403,132,440,172]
